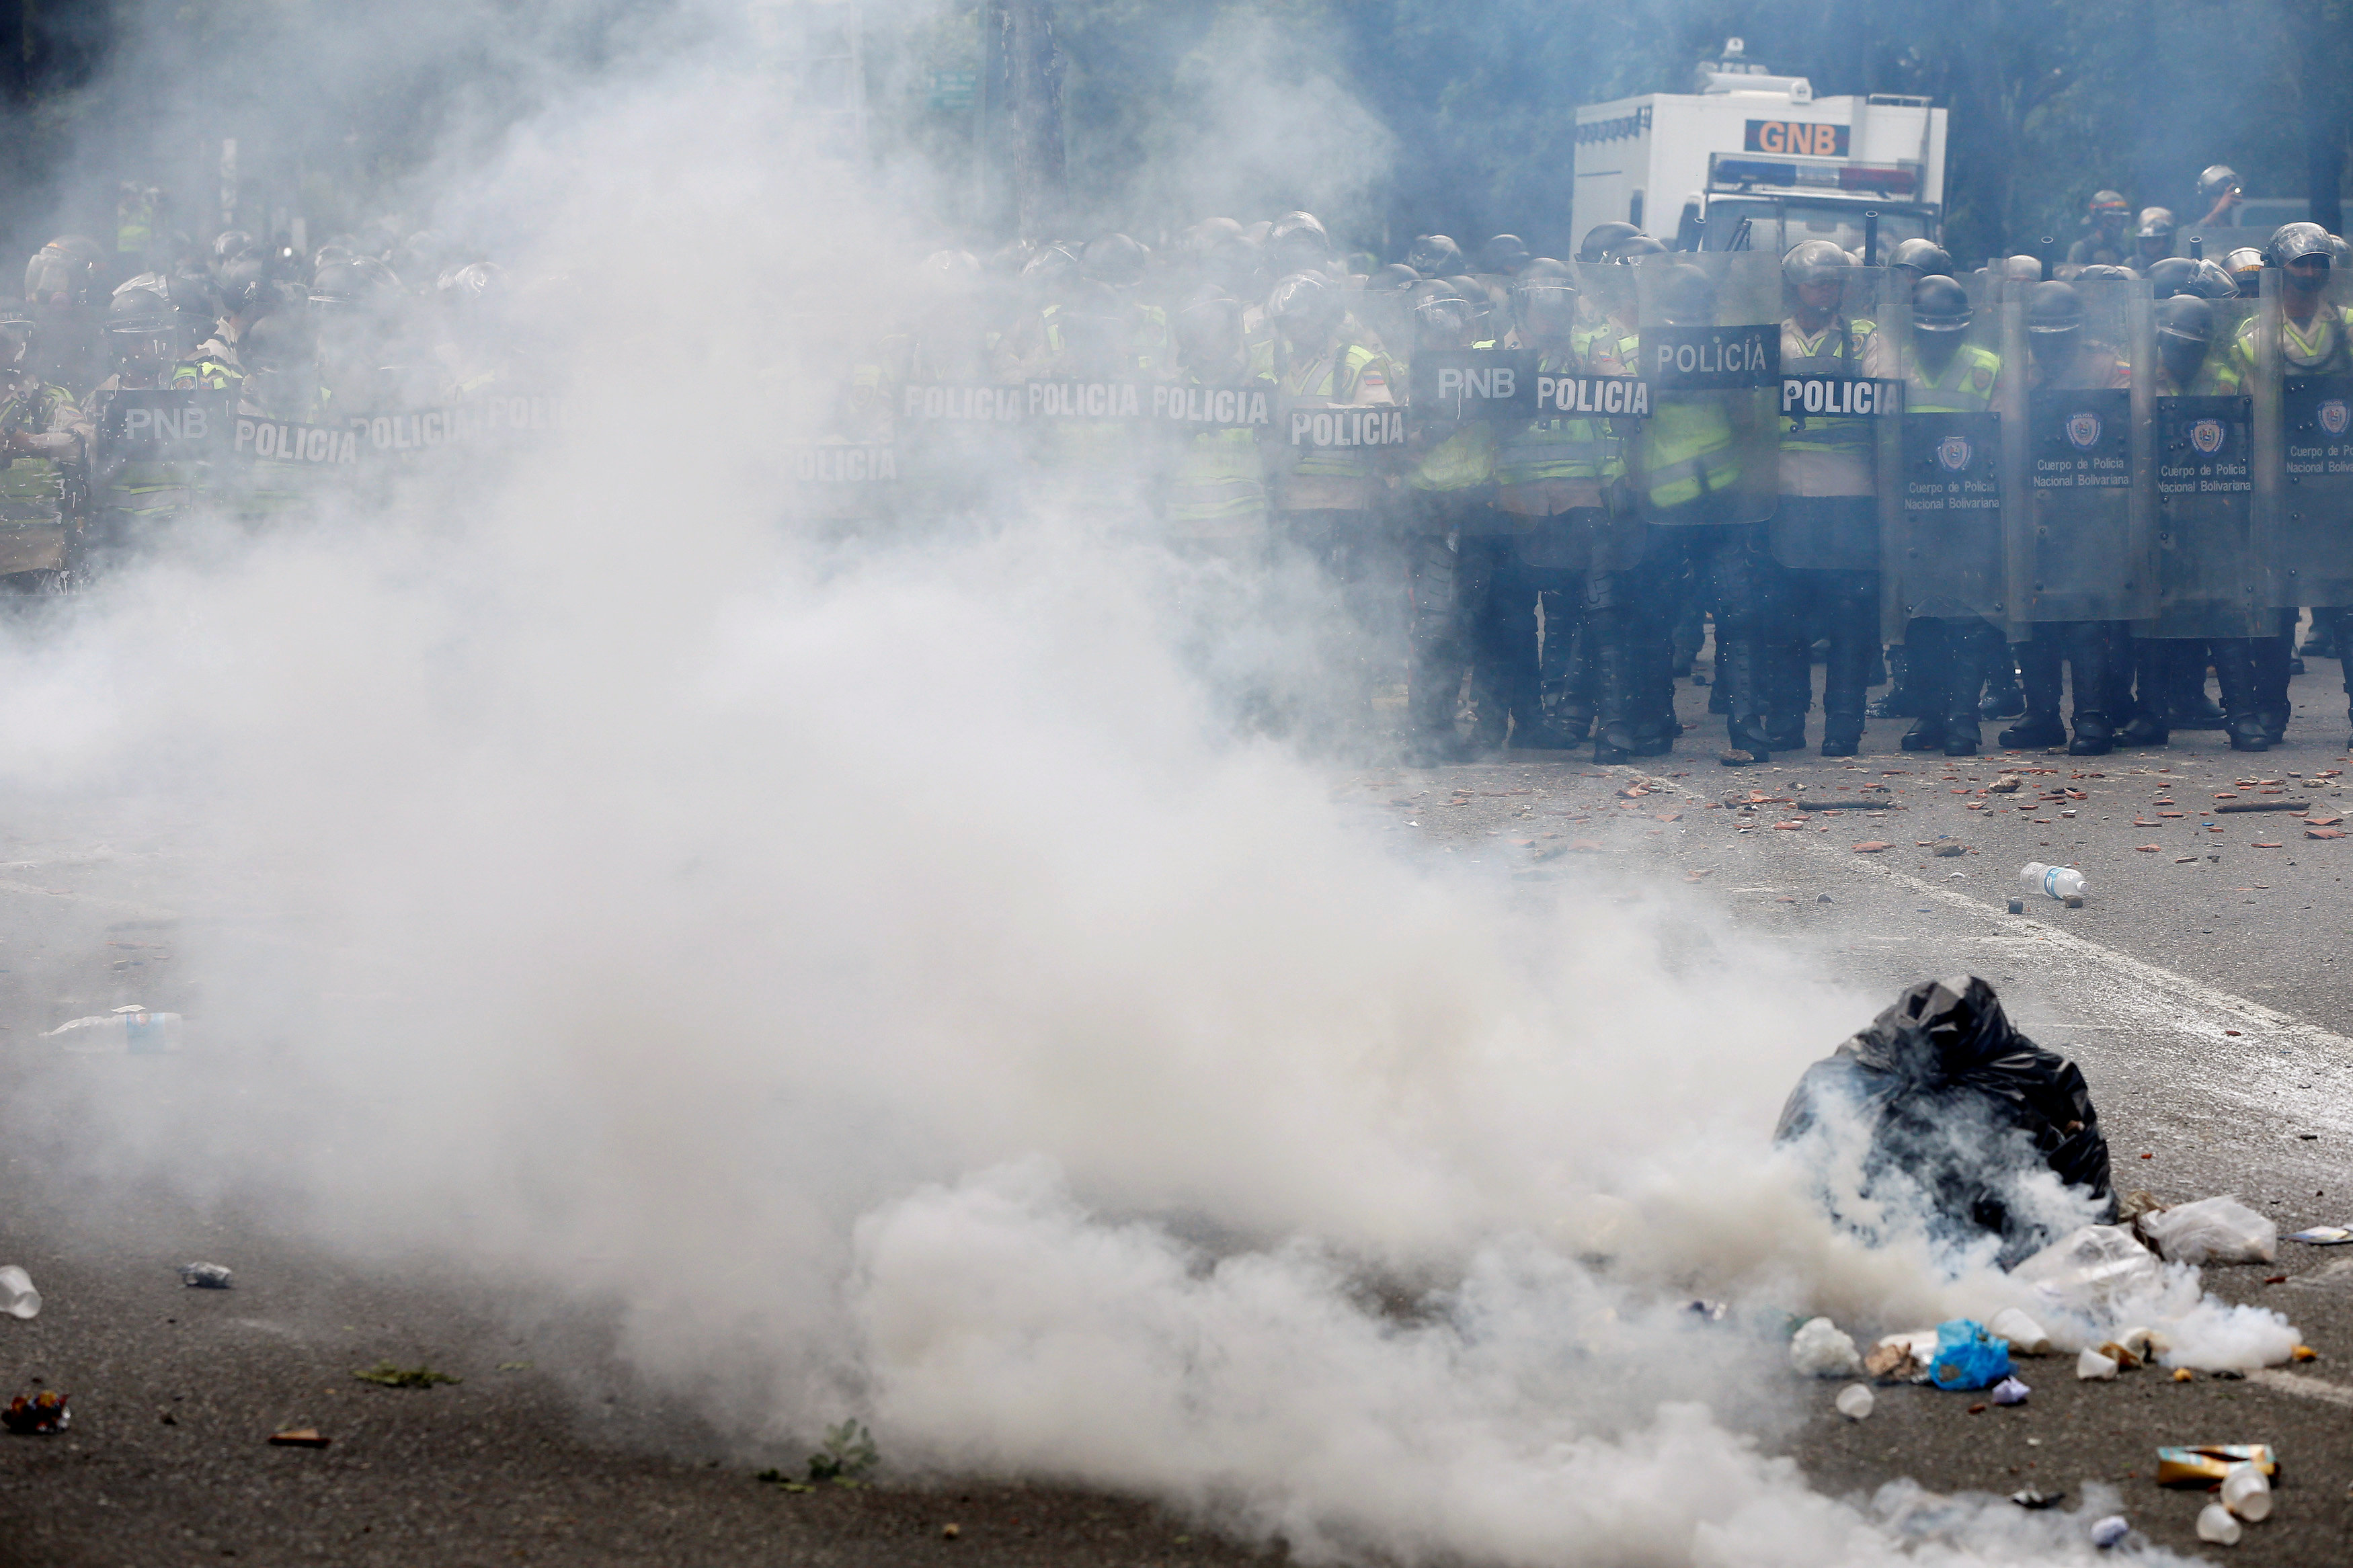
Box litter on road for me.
[0,1266,39,1320]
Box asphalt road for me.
[3,653,2352,1565]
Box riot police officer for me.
[1892,274,2007,755]
[1769,241,1893,755]
[2133,208,2178,272]
[1399,282,1500,757]
[1887,238,1954,286]
[2065,192,2132,269]
[2193,165,2244,230]
[1406,235,1466,279]
[2001,281,2135,755]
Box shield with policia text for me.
[2006,274,2156,624]
[2143,294,2264,638]
[1886,270,2015,628]
[2253,264,2353,610]
[1629,250,1780,526]
[1771,263,1902,571]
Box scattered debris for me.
[2020,862,2087,901]
[942,1523,962,1540]
[2009,1489,2065,1510]
[2307,827,2344,839]
[2173,1368,2195,1383]
[0,1266,38,1321]
[2291,1344,2319,1362]
[352,1360,461,1389]
[2213,799,2310,813]
[1,1392,68,1434]
[2138,1196,2277,1264]
[1864,1336,1927,1381]
[2077,1348,2119,1380]
[1851,840,1891,852]
[2157,1445,2275,1487]
[2007,897,2026,913]
[2195,1503,2241,1545]
[178,1262,233,1290]
[2089,1515,2130,1549]
[1929,1319,2013,1391]
[1991,1376,2030,1405]
[1796,798,1895,811]
[1988,1307,2052,1355]
[1933,842,1968,857]
[1834,1383,1874,1419]
[1988,776,2022,793]
[44,1005,184,1054]
[2016,1227,2163,1312]
[268,1428,330,1448]
[1790,1317,1862,1378]
[2221,1463,2274,1522]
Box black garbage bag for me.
[1774,975,2114,1266]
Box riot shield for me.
[2254,265,2353,609]
[2142,294,2264,638]
[1630,251,1779,526]
[1886,272,2014,628]
[2006,276,2157,623]
[1771,265,1902,570]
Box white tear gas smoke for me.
[0,5,2272,1565]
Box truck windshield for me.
[1699,198,1931,256]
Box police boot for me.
[1550,610,1595,742]
[1631,630,1679,755]
[1716,636,1771,765]
[2210,638,2271,751]
[1941,622,1989,755]
[2166,641,2227,729]
[2063,626,2117,755]
[1591,629,1638,764]
[1978,650,2027,720]
[2116,638,2169,747]
[1897,628,1946,749]
[1871,643,1919,719]
[2001,636,2067,748]
[1820,634,1870,756]
[1505,663,1574,750]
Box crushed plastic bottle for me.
[1834,1383,1874,1419]
[2196,1502,2243,1544]
[178,1262,233,1290]
[44,1006,184,1055]
[0,1266,38,1320]
[2089,1515,2130,1550]
[2020,862,2087,901]
[2221,1463,2272,1522]
[2013,1225,2164,1313]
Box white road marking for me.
[2249,1368,2353,1407]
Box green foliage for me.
[756,1419,881,1492]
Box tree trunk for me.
[997,0,1066,245]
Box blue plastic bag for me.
[1929,1318,2013,1391]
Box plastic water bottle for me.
[0,1266,38,1320]
[2020,862,2087,901]
[2221,1462,2273,1522]
[43,1007,184,1055]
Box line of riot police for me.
[820,211,2353,764]
[0,224,553,587]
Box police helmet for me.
[1509,257,1577,321]
[2197,165,2240,202]
[1268,212,1332,264]
[1607,235,1669,263]
[438,261,504,308]
[1911,275,1972,333]
[1368,262,1421,293]
[2155,294,2217,346]
[1405,234,1464,278]
[1887,237,1954,278]
[310,259,403,314]
[2268,222,2334,269]
[2143,257,2197,297]
[2135,206,2178,242]
[1782,238,1851,291]
[211,229,257,266]
[1652,264,1717,325]
[1479,233,1531,274]
[239,310,313,375]
[2073,263,2139,281]
[1576,222,1642,263]
[2086,190,2130,222]
[1407,280,1476,336]
[1174,294,1244,362]
[24,237,103,306]
[2026,280,2085,334]
[106,285,176,338]
[2223,246,2266,296]
[1266,271,1343,337]
[1081,233,1150,288]
[2004,254,2044,282]
[1442,275,1495,321]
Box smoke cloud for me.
[0,5,2280,1565]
